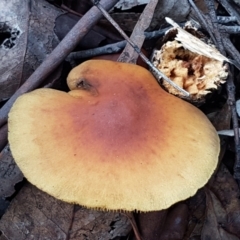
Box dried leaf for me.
[210,103,231,131]
[210,165,240,238]
[0,0,61,101]
[134,210,167,239]
[0,183,131,239]
[0,0,29,101]
[202,189,239,240]
[0,144,23,198]
[115,0,149,10]
[69,206,131,239]
[149,0,190,30]
[160,203,188,240]
[55,13,119,50]
[0,183,73,239]
[0,234,7,240]
[184,189,206,239]
[0,124,8,152]
[0,199,9,219]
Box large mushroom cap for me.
[8,60,219,211]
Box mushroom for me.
[8,60,219,211]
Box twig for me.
[226,65,240,181]
[66,27,170,62]
[67,40,126,62]
[61,3,122,42]
[207,0,240,183]
[144,25,184,39]
[222,35,240,70]
[144,28,168,39]
[189,0,240,182]
[217,0,240,25]
[198,0,240,182]
[203,0,225,53]
[117,0,158,63]
[93,1,190,97]
[217,16,237,23]
[0,0,119,128]
[124,212,143,240]
[188,0,217,46]
[219,25,240,34]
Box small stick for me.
[199,0,240,182]
[0,0,119,128]
[93,1,190,97]
[67,27,171,62]
[217,0,240,25]
[226,65,240,182]
[217,16,237,24]
[223,35,240,70]
[117,0,158,64]
[188,0,217,46]
[124,212,143,240]
[203,0,225,53]
[219,25,240,34]
[67,40,126,62]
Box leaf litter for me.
[1,0,240,239]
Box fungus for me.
[8,60,219,211]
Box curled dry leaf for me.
[202,189,239,240]
[0,144,23,198]
[0,0,61,101]
[0,183,131,240]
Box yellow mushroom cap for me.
[8,60,219,211]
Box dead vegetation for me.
[1,0,240,240]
